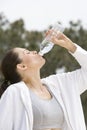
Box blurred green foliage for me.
[0,12,87,125]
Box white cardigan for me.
[0,44,87,130]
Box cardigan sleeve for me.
[67,44,87,94]
[0,87,14,130]
[44,44,87,95]
[69,43,87,71]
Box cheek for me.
[22,56,33,66]
[23,57,37,67]
[23,55,45,68]
[30,57,45,68]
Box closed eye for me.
[23,49,31,54]
[26,51,30,54]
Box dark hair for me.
[0,49,22,97]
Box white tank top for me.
[29,87,64,130]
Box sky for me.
[0,0,87,31]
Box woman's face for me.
[14,47,45,70]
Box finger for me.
[50,36,64,45]
[59,33,68,40]
[45,29,52,36]
[51,31,63,40]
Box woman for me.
[0,30,87,130]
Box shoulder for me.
[41,73,66,83]
[41,74,60,87]
[41,72,76,87]
[1,81,26,99]
[7,81,27,91]
[0,82,25,113]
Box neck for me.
[23,69,43,90]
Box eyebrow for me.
[23,49,30,54]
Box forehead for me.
[14,48,29,58]
[14,47,30,55]
[14,47,26,53]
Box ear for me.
[16,63,27,71]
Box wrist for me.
[67,43,77,53]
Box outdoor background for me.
[0,0,87,127]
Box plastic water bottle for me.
[39,22,64,56]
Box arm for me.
[68,44,87,94]
[47,31,87,94]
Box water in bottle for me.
[39,22,64,56]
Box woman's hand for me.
[46,30,77,53]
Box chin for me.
[40,58,46,68]
[42,58,46,64]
